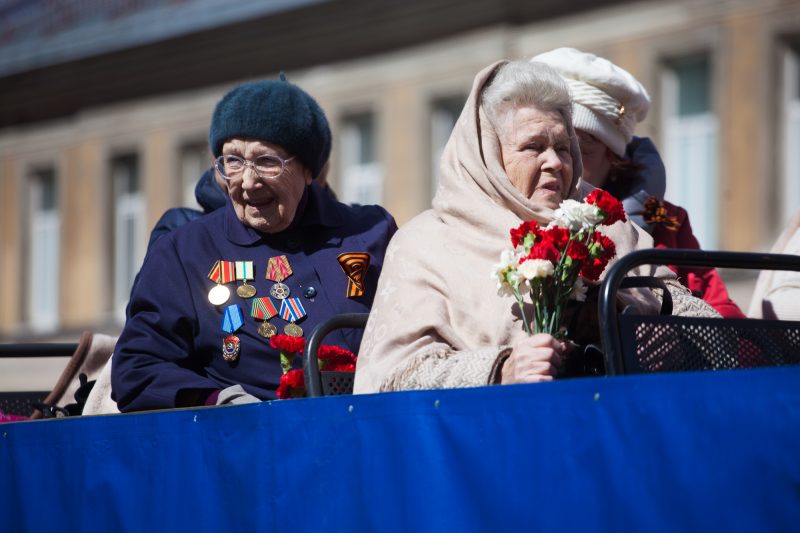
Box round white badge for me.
[208,284,231,306]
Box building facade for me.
[1,0,799,342]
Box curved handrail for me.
[302,313,369,397]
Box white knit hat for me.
[530,47,650,157]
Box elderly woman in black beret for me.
[111,78,396,411]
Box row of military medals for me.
[208,257,307,362]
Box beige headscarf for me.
[432,61,583,234]
[354,61,665,394]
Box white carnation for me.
[498,270,526,297]
[570,276,588,302]
[553,199,604,231]
[496,282,515,298]
[518,258,554,280]
[517,276,531,294]
[492,249,520,297]
[490,250,515,280]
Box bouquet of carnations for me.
[491,189,626,339]
[270,334,357,399]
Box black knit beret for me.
[208,79,331,179]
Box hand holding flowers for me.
[501,333,569,384]
[492,190,626,339]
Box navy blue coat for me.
[112,182,396,412]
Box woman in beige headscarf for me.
[354,60,717,393]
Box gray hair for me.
[481,60,573,133]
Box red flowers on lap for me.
[271,334,357,399]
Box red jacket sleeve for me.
[649,202,746,319]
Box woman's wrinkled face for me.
[497,105,573,210]
[220,138,311,234]
[576,129,612,188]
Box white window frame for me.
[179,141,209,210]
[112,155,146,320]
[340,113,382,205]
[781,47,800,228]
[27,168,60,333]
[662,57,719,249]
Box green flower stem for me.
[513,288,532,335]
[534,298,549,335]
[548,304,561,336]
[280,352,293,374]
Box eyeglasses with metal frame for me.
[214,154,296,180]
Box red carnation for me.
[318,345,357,371]
[598,234,616,258]
[580,257,608,282]
[270,334,306,354]
[326,361,356,372]
[566,240,588,262]
[277,369,306,399]
[527,240,560,264]
[585,189,627,225]
[510,220,540,248]
[526,226,571,264]
[581,232,617,281]
[544,226,571,249]
[590,232,616,259]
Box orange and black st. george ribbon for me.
[337,252,370,298]
[642,196,681,232]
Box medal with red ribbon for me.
[208,260,236,305]
[266,255,292,300]
[251,297,278,338]
[266,255,292,281]
[337,252,370,298]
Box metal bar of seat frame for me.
[303,313,369,397]
[0,342,78,416]
[0,343,78,358]
[599,248,800,376]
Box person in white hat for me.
[531,47,744,318]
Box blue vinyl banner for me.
[2,367,799,532]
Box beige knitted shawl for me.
[354,61,669,393]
